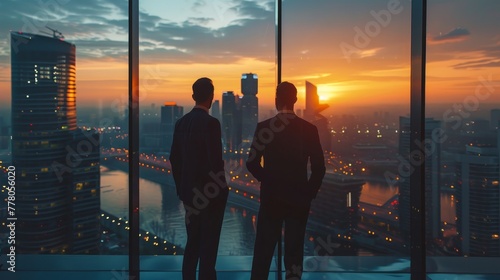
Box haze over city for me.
[2,3,500,279]
[0,0,499,117]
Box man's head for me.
[275,81,297,111]
[192,77,214,108]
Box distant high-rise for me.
[140,104,161,151]
[311,174,364,235]
[161,102,183,152]
[456,144,500,256]
[398,117,441,249]
[11,31,100,253]
[240,73,258,149]
[491,109,500,130]
[234,96,242,151]
[0,116,9,150]
[304,81,328,117]
[241,73,258,96]
[70,128,101,254]
[222,91,235,151]
[211,100,221,121]
[222,91,243,152]
[303,81,330,151]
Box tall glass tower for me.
[222,91,237,152]
[11,31,100,254]
[240,73,258,149]
[457,145,500,256]
[211,100,221,122]
[398,116,441,251]
[161,102,184,153]
[304,81,330,151]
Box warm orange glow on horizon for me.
[1,43,499,113]
[0,0,498,123]
[1,56,498,113]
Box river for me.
[100,166,456,256]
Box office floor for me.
[2,272,500,280]
[2,255,498,280]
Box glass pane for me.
[138,0,276,271]
[283,0,411,273]
[426,0,500,276]
[0,0,128,274]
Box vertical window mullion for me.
[410,0,427,279]
[129,0,140,279]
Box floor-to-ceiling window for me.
[282,0,412,276]
[426,0,500,278]
[0,0,129,276]
[2,1,500,279]
[137,0,276,276]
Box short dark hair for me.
[192,77,214,103]
[276,81,297,108]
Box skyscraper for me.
[304,81,328,116]
[303,81,330,151]
[140,103,161,151]
[161,102,183,152]
[241,73,258,96]
[211,99,221,121]
[70,128,101,254]
[0,116,9,150]
[398,117,441,249]
[11,31,100,253]
[456,144,500,256]
[240,73,258,149]
[491,109,500,130]
[222,91,237,152]
[311,174,364,234]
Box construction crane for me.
[40,26,65,40]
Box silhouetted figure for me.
[247,82,326,280]
[170,77,228,280]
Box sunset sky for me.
[0,0,499,117]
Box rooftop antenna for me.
[43,26,65,40]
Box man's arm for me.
[206,118,226,187]
[308,125,326,199]
[169,121,182,197]
[246,123,268,182]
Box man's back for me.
[169,77,228,280]
[246,113,325,206]
[170,108,226,203]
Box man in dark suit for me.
[247,81,326,280]
[170,77,228,280]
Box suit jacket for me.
[169,108,228,203]
[246,113,326,207]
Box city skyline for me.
[2,30,500,258]
[0,0,499,111]
[2,0,500,267]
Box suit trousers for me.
[250,199,310,280]
[182,193,227,280]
